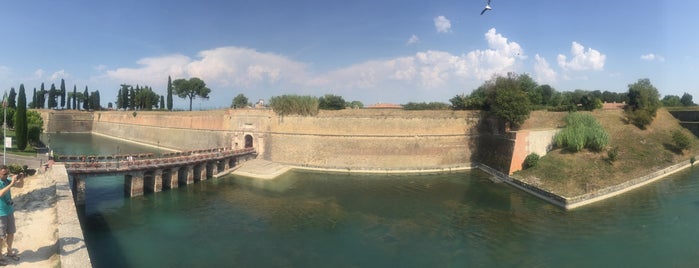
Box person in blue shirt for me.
[0,166,23,265]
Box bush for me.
[608,146,619,162]
[554,113,609,152]
[691,156,696,166]
[523,153,540,169]
[672,130,692,152]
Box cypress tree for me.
[8,88,16,108]
[39,83,45,109]
[167,76,173,111]
[60,79,66,108]
[32,88,37,108]
[73,85,77,110]
[15,84,28,151]
[160,96,165,110]
[48,83,57,108]
[83,86,89,110]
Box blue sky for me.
[0,0,696,109]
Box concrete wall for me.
[508,129,559,174]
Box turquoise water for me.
[50,134,699,267]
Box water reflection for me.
[48,134,699,267]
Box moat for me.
[51,133,699,267]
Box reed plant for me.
[554,112,609,152]
[269,95,319,116]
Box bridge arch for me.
[244,134,254,148]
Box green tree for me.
[83,86,89,110]
[626,78,660,129]
[483,73,532,129]
[318,94,346,110]
[347,100,364,109]
[172,77,211,111]
[60,79,66,108]
[48,83,58,109]
[160,96,165,110]
[8,88,16,108]
[15,84,28,151]
[167,76,173,111]
[72,85,77,110]
[90,90,101,110]
[681,93,695,106]
[128,86,136,110]
[662,95,682,107]
[27,110,43,145]
[231,93,249,108]
[134,86,159,110]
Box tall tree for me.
[60,79,66,108]
[129,87,136,110]
[72,85,77,110]
[8,87,16,108]
[48,83,58,108]
[160,96,165,110]
[483,72,532,129]
[231,93,249,109]
[167,76,173,111]
[15,84,28,150]
[38,83,45,109]
[90,90,101,110]
[681,92,695,106]
[83,86,89,110]
[31,88,37,108]
[626,78,660,129]
[172,77,211,111]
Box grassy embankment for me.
[513,108,699,197]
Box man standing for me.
[0,166,23,265]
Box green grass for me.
[0,129,39,156]
[513,108,699,197]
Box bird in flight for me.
[480,0,492,15]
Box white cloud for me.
[557,42,606,71]
[434,16,451,33]
[407,34,420,45]
[105,48,309,91]
[50,70,69,81]
[533,54,557,84]
[100,28,526,104]
[34,69,45,79]
[640,53,664,62]
[316,28,524,92]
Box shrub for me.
[608,146,619,162]
[691,156,696,166]
[554,113,609,152]
[672,130,692,152]
[523,153,540,169]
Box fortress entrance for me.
[244,134,254,148]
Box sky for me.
[0,0,696,109]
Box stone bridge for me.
[64,147,257,205]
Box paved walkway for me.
[231,159,291,179]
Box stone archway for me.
[244,134,254,148]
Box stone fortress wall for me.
[39,109,505,172]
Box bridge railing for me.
[65,147,255,171]
[57,147,238,163]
